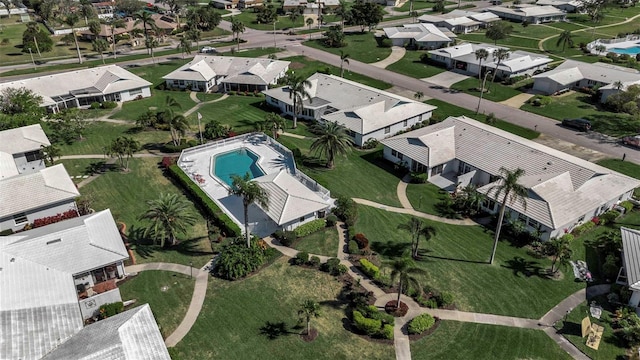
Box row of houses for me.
[0,125,170,359]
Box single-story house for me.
[211,0,237,9]
[253,170,332,231]
[0,124,50,179]
[0,65,152,113]
[0,164,80,233]
[163,55,291,93]
[382,23,454,49]
[620,227,640,308]
[429,43,552,79]
[418,10,499,34]
[532,59,640,102]
[467,11,502,26]
[80,14,177,40]
[536,0,582,12]
[283,0,339,11]
[239,0,264,9]
[485,5,567,23]
[263,73,437,147]
[381,116,640,240]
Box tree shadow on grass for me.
[501,256,548,279]
[556,321,581,336]
[173,236,214,257]
[259,321,300,340]
[370,241,410,258]
[129,226,156,260]
[360,150,404,180]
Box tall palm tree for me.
[259,113,285,139]
[310,121,352,169]
[139,193,198,247]
[397,217,436,259]
[387,257,425,309]
[167,112,190,146]
[134,10,157,55]
[284,74,312,128]
[186,28,201,49]
[475,48,489,88]
[80,0,96,25]
[335,0,347,29]
[177,36,192,59]
[298,300,320,335]
[306,17,314,30]
[414,91,424,101]
[556,30,574,52]
[146,37,160,62]
[339,50,350,77]
[63,13,83,64]
[230,16,245,52]
[487,167,527,264]
[107,18,126,59]
[613,80,623,90]
[229,173,269,247]
[92,38,109,64]
[490,48,510,85]
[549,235,572,274]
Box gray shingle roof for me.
[383,23,452,42]
[622,227,640,291]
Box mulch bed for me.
[407,317,442,341]
[300,328,318,342]
[385,300,409,317]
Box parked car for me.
[623,135,640,148]
[199,46,217,54]
[562,118,591,131]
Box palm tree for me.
[475,48,489,88]
[229,173,269,247]
[92,38,109,64]
[260,113,285,139]
[284,74,312,128]
[298,300,320,335]
[139,193,198,247]
[339,50,350,77]
[63,13,83,64]
[306,17,314,30]
[146,37,160,62]
[595,44,606,55]
[487,167,527,264]
[80,0,96,25]
[335,0,348,29]
[397,217,436,259]
[88,19,101,39]
[231,17,245,52]
[186,28,201,49]
[107,18,125,59]
[310,121,352,169]
[106,136,140,171]
[177,36,192,59]
[490,48,510,85]
[556,30,574,52]
[387,257,425,309]
[414,91,424,101]
[41,144,61,166]
[549,235,572,274]
[167,112,190,146]
[461,184,485,215]
[134,10,157,55]
[613,80,623,90]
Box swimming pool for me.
[212,148,265,187]
[611,46,640,55]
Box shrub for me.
[334,196,358,226]
[380,324,394,339]
[293,251,309,265]
[601,210,620,225]
[600,57,614,63]
[325,214,338,227]
[336,264,348,275]
[620,201,634,213]
[408,313,436,334]
[348,240,359,254]
[274,230,297,246]
[99,302,124,319]
[102,101,117,109]
[603,254,620,280]
[213,241,265,280]
[309,256,321,268]
[572,221,595,237]
[322,257,344,275]
[359,258,380,279]
[410,172,428,183]
[354,233,369,249]
[352,310,382,335]
[437,291,455,307]
[362,138,379,150]
[361,305,394,325]
[425,298,438,308]
[168,165,241,237]
[294,219,326,237]
[90,102,101,109]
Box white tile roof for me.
[262,73,436,135]
[162,55,290,86]
[42,304,170,360]
[534,59,640,87]
[536,0,581,7]
[383,23,452,43]
[0,124,50,155]
[429,43,552,73]
[487,5,566,17]
[382,116,640,229]
[0,66,151,107]
[622,227,640,291]
[253,170,330,225]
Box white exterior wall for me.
[533,77,564,94]
[600,88,620,103]
[630,290,640,308]
[390,38,407,47]
[119,87,152,102]
[282,210,327,231]
[430,54,453,67]
[417,40,451,50]
[357,114,425,147]
[0,200,78,232]
[78,288,123,320]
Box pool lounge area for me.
[178,133,333,237]
[588,35,640,56]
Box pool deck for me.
[588,36,640,55]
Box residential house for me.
[485,5,567,23]
[418,10,499,34]
[211,0,239,9]
[536,0,582,12]
[239,0,264,9]
[263,73,437,147]
[93,1,116,19]
[429,43,552,79]
[382,23,454,49]
[620,227,640,308]
[0,65,152,113]
[163,55,290,92]
[0,124,50,179]
[0,164,79,233]
[532,59,640,101]
[80,14,177,40]
[381,116,640,240]
[283,0,339,11]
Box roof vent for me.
[10,258,15,262]
[46,239,62,245]
[547,161,553,165]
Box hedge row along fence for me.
[168,164,241,237]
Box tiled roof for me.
[429,43,552,73]
[533,59,640,86]
[0,124,50,155]
[383,23,452,42]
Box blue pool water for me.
[213,148,265,187]
[611,46,640,55]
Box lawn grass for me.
[56,158,104,178]
[303,32,392,64]
[509,24,563,39]
[450,77,523,102]
[232,12,305,31]
[80,158,213,268]
[411,321,572,360]
[118,271,196,338]
[225,47,282,58]
[385,50,446,78]
[171,258,396,359]
[279,136,404,207]
[196,92,224,102]
[426,99,540,140]
[113,91,196,121]
[292,226,339,257]
[195,94,272,131]
[354,206,585,318]
[405,182,447,215]
[597,159,640,179]
[457,33,541,51]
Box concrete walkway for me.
[125,262,209,347]
[184,93,229,117]
[396,173,413,209]
[371,46,407,69]
[352,198,478,225]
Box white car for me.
[199,46,217,54]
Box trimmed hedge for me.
[348,240,359,254]
[326,214,338,226]
[309,256,321,268]
[359,258,380,279]
[438,291,455,307]
[620,200,634,213]
[361,305,394,325]
[168,165,241,237]
[293,251,309,265]
[353,310,382,335]
[294,219,326,237]
[380,324,394,340]
[408,313,436,334]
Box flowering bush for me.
[32,209,79,228]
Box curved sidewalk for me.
[125,262,209,347]
[371,46,406,69]
[352,198,477,225]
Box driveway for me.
[422,71,470,88]
[500,93,535,108]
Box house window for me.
[430,164,444,176]
[489,175,500,183]
[518,213,527,223]
[129,88,142,96]
[24,150,42,162]
[577,215,585,223]
[528,218,540,228]
[483,199,496,211]
[391,149,397,157]
[384,126,390,134]
[403,120,408,127]
[398,153,403,160]
[13,212,28,225]
[299,216,305,222]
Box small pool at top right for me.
[611,46,640,55]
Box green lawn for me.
[171,258,396,359]
[405,182,447,216]
[196,92,224,102]
[279,136,404,207]
[597,159,640,179]
[386,50,446,78]
[510,24,562,40]
[354,206,585,318]
[457,33,541,51]
[56,158,104,178]
[292,226,339,257]
[450,77,523,102]
[412,321,571,360]
[303,32,392,64]
[80,158,214,268]
[224,47,282,58]
[231,12,305,31]
[195,94,272,131]
[426,99,540,140]
[394,0,452,11]
[118,271,196,338]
